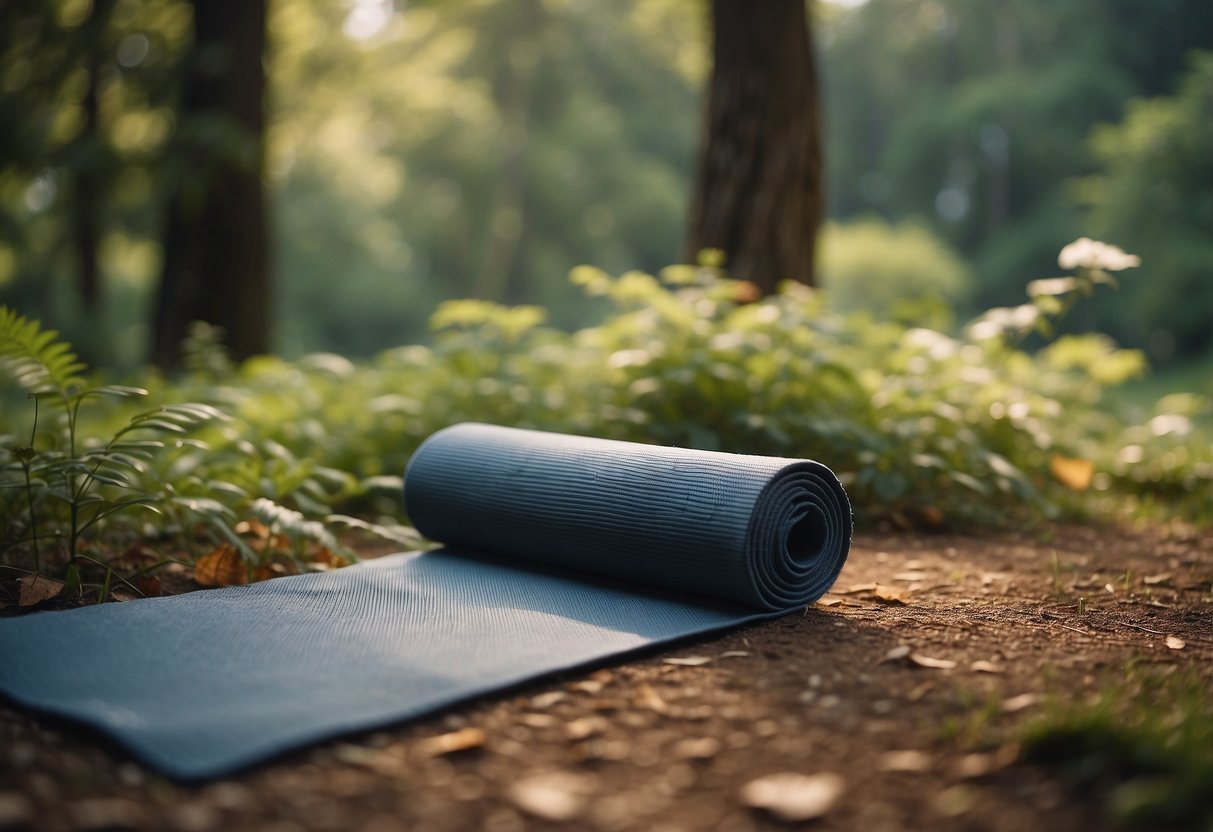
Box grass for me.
[1021,663,1213,830]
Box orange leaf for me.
[133,575,162,596]
[194,545,247,587]
[1050,455,1094,491]
[731,280,762,305]
[873,585,909,604]
[312,547,348,568]
[235,518,270,539]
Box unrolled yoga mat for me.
[0,423,851,780]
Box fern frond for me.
[0,306,88,397]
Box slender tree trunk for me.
[685,0,823,293]
[73,0,115,311]
[152,0,270,368]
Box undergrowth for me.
[1022,663,1213,830]
[1,238,1210,589]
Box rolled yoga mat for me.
[0,423,851,780]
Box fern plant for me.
[0,306,226,596]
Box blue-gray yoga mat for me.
[0,423,851,780]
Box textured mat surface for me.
[0,423,851,780]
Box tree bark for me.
[72,0,116,311]
[685,0,823,293]
[152,0,270,368]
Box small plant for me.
[0,307,226,598]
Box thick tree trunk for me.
[685,0,823,293]
[152,0,270,368]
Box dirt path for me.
[3,524,1211,832]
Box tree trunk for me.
[685,0,823,293]
[73,0,116,311]
[152,0,270,368]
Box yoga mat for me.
[0,423,851,780]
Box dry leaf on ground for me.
[419,727,486,756]
[508,771,594,822]
[879,750,932,772]
[874,585,910,604]
[194,545,247,587]
[1002,693,1040,713]
[662,656,712,667]
[18,574,64,607]
[970,660,1004,674]
[740,772,845,822]
[634,683,668,714]
[909,654,957,670]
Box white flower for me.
[1058,237,1141,272]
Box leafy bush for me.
[817,217,973,330]
[3,240,1210,588]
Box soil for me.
[2,522,1211,832]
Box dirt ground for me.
[2,522,1211,832]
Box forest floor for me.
[2,522,1212,832]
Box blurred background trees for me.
[1,0,1211,380]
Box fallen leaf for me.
[18,574,64,607]
[719,650,750,659]
[194,545,247,587]
[663,656,712,667]
[816,597,842,607]
[634,683,669,714]
[879,750,932,772]
[1165,636,1185,650]
[235,518,270,539]
[252,561,293,582]
[918,505,945,528]
[1050,455,1094,491]
[952,746,1018,779]
[564,716,608,740]
[873,585,909,604]
[1143,573,1173,586]
[883,645,912,662]
[311,547,348,568]
[509,771,593,821]
[519,713,559,729]
[731,280,762,305]
[909,654,957,670]
[893,571,931,582]
[833,582,877,595]
[970,660,1004,674]
[740,772,845,822]
[419,727,486,756]
[132,575,162,597]
[672,737,721,760]
[568,680,604,694]
[1002,693,1040,713]
[529,691,567,709]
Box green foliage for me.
[0,305,225,591]
[50,243,1197,536]
[1023,664,1213,830]
[818,217,972,330]
[821,0,1213,356]
[1076,52,1213,361]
